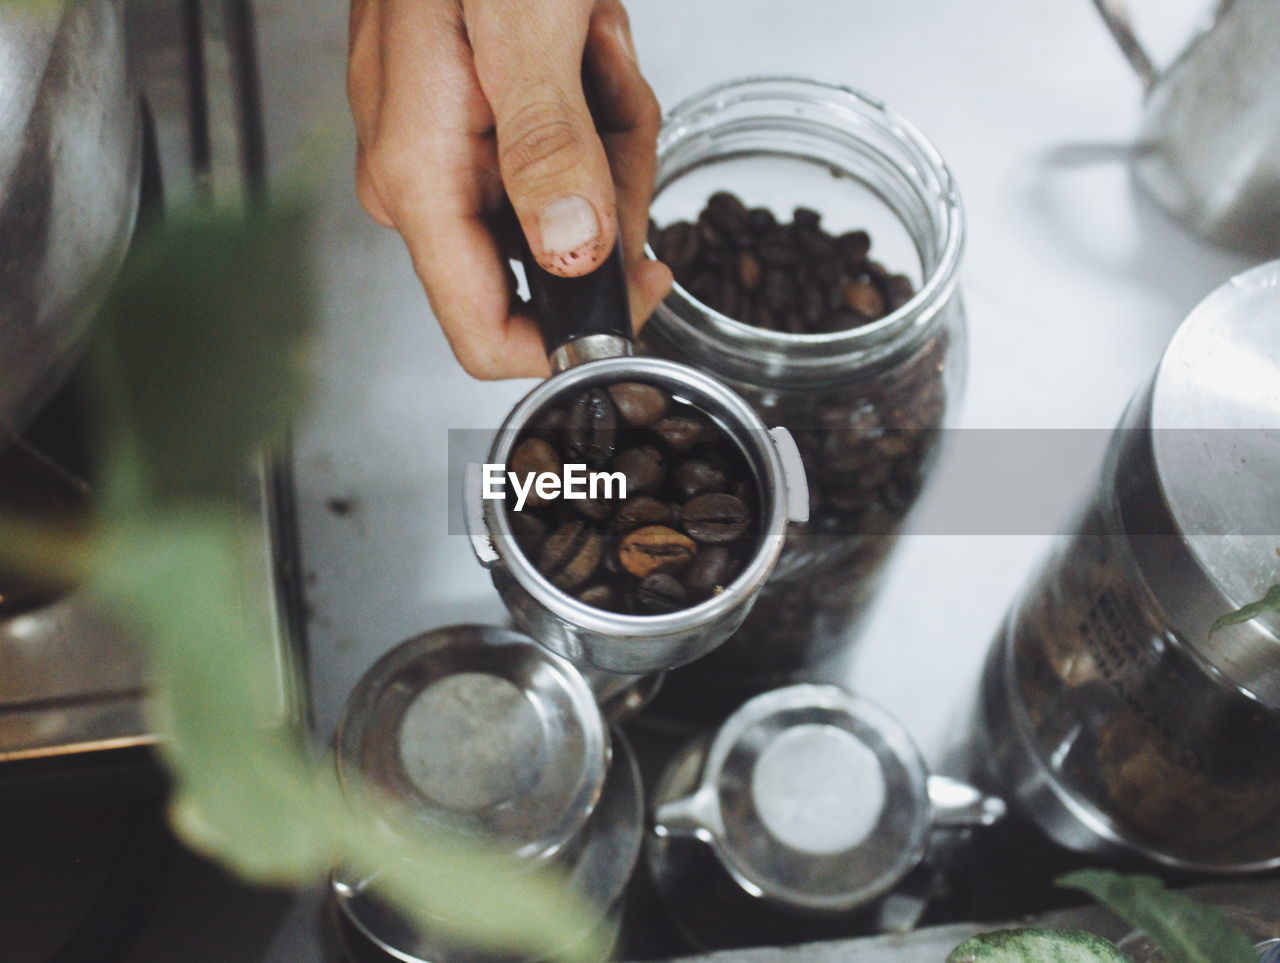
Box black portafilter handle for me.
[520,236,634,366]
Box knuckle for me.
[499,95,584,185]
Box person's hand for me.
[348,0,673,380]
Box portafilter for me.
[464,243,809,675]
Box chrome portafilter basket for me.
[464,245,809,676]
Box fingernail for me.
[540,195,600,255]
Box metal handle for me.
[463,462,500,567]
[1089,0,1159,92]
[927,775,1007,829]
[653,786,721,844]
[767,426,811,525]
[520,237,634,372]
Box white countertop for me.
[248,0,1252,957]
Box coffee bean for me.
[506,379,761,615]
[747,207,777,235]
[660,221,701,271]
[844,279,885,318]
[567,389,618,466]
[510,513,548,555]
[682,546,738,596]
[510,438,562,507]
[612,445,665,495]
[577,584,614,609]
[674,457,728,499]
[682,493,751,544]
[538,520,604,591]
[757,238,800,267]
[735,251,761,292]
[618,525,697,578]
[654,416,705,453]
[885,273,915,312]
[608,382,670,427]
[615,496,676,532]
[636,573,689,614]
[837,230,871,268]
[793,207,822,230]
[574,496,612,521]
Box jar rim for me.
[648,75,964,377]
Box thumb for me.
[467,0,616,277]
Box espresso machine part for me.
[465,246,809,676]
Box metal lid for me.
[336,625,608,863]
[1117,261,1280,703]
[332,732,643,963]
[653,684,931,914]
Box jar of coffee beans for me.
[641,77,966,709]
[976,262,1280,872]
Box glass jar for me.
[975,261,1280,872]
[640,76,966,707]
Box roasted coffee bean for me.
[681,493,751,544]
[538,520,604,591]
[674,457,729,499]
[747,207,777,235]
[801,284,825,328]
[574,496,613,521]
[567,389,618,466]
[660,221,701,271]
[577,584,614,609]
[510,438,562,507]
[529,407,568,441]
[612,445,665,495]
[636,573,689,614]
[793,207,822,230]
[654,415,705,453]
[615,496,676,532]
[608,382,669,427]
[885,273,915,312]
[797,228,837,262]
[837,230,871,268]
[736,250,762,291]
[683,546,738,596]
[705,191,751,245]
[762,269,792,313]
[510,513,548,555]
[844,278,885,318]
[618,525,697,578]
[757,238,800,267]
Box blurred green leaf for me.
[1209,584,1280,638]
[947,927,1127,962]
[1,197,602,961]
[1059,870,1256,963]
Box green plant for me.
[0,198,599,961]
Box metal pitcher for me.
[1092,0,1280,254]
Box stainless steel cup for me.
[331,625,645,962]
[464,246,809,676]
[647,684,1004,950]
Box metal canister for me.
[647,685,1003,951]
[977,261,1280,872]
[330,625,643,962]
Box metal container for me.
[977,261,1280,872]
[335,624,608,863]
[1,0,141,437]
[647,685,1004,951]
[1091,0,1280,256]
[638,76,966,707]
[331,625,644,962]
[465,247,809,677]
